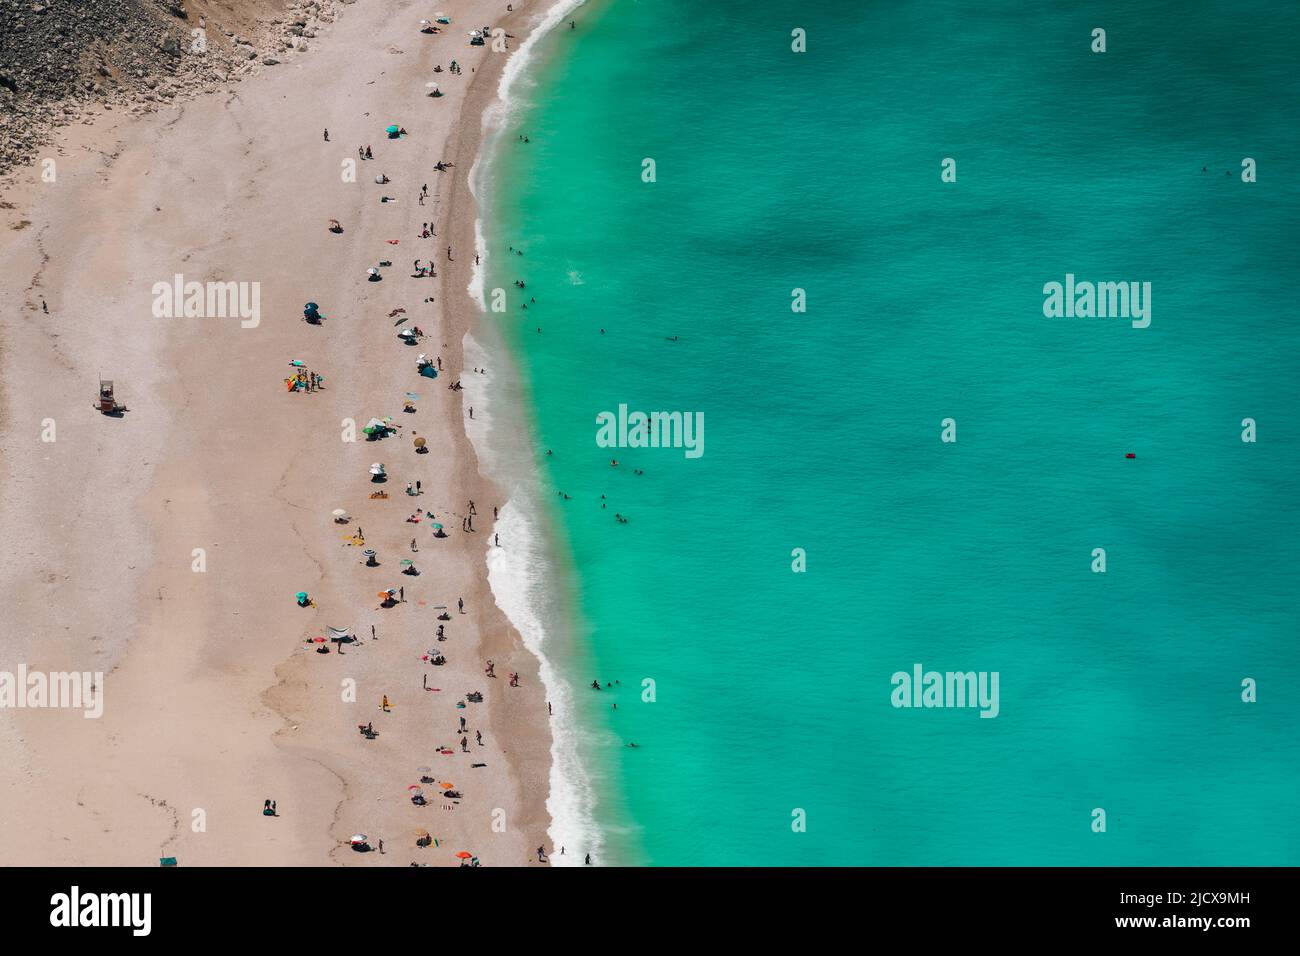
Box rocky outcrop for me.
[0,0,346,175]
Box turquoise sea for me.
[478,0,1300,865]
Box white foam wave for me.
[460,0,601,867]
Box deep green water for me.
[480,0,1300,865]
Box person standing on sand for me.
[382,695,391,712]
[323,129,329,141]
[447,245,453,260]
[585,854,591,865]
[485,660,495,678]
[476,731,482,746]
[458,597,465,614]
[399,586,405,602]
[460,736,469,753]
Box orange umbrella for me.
[455,851,472,859]
[440,782,454,789]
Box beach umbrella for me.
[431,523,443,530]
[414,828,430,839]
[332,509,348,519]
[417,766,432,774]
[350,834,368,845]
[386,124,400,135]
[304,302,318,311]
[400,559,413,567]
[369,462,386,475]
[455,851,472,860]
[414,437,427,449]
[440,782,454,789]
[406,392,419,400]
[295,591,308,602]
[290,359,305,367]
[377,591,390,600]
[407,784,423,791]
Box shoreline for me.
[0,0,559,866]
[455,0,610,865]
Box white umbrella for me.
[369,463,386,475]
[350,834,368,844]
[332,509,348,519]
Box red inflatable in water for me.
[1125,453,1137,459]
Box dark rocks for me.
[0,0,348,175]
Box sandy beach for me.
[0,0,555,866]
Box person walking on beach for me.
[399,586,405,602]
[537,846,547,862]
[468,500,477,516]
[459,716,467,732]
[411,538,418,552]
[382,695,391,712]
[485,660,495,678]
[423,673,428,690]
[476,730,482,746]
[323,128,329,141]
[585,853,591,865]
[365,145,373,159]
[460,736,469,753]
[458,597,465,614]
[447,245,453,261]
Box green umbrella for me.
[385,124,400,134]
